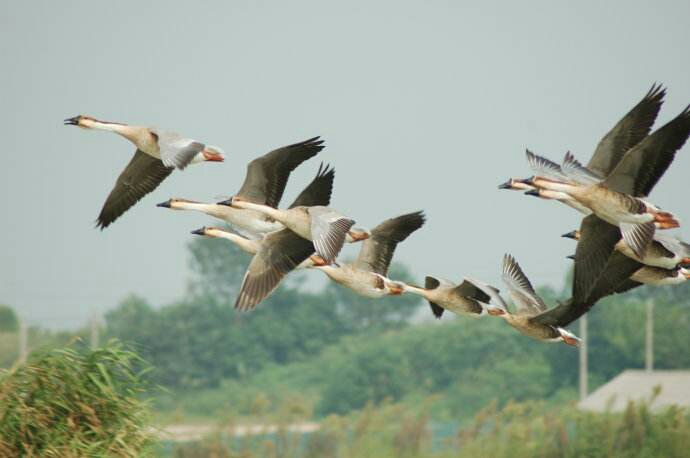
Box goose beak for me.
[487,307,506,316]
[566,254,575,261]
[560,331,581,347]
[388,284,405,295]
[562,230,577,239]
[191,227,206,236]
[310,254,328,266]
[217,197,234,207]
[498,179,513,190]
[156,199,172,208]
[64,115,81,126]
[202,149,225,162]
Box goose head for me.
[498,178,535,191]
[196,145,225,163]
[156,198,199,209]
[557,327,581,347]
[384,279,406,295]
[64,114,98,128]
[486,306,507,317]
[561,230,581,241]
[190,226,227,238]
[346,227,370,243]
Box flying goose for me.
[564,103,690,304]
[562,229,690,270]
[191,226,261,255]
[64,115,225,228]
[231,165,336,311]
[224,196,358,263]
[467,255,581,346]
[499,84,666,198]
[311,211,425,297]
[158,137,325,237]
[402,277,490,318]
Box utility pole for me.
[645,299,654,372]
[579,314,588,400]
[18,319,28,364]
[90,310,100,349]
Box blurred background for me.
[1,1,689,456]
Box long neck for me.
[402,283,430,299]
[234,201,284,221]
[82,118,147,147]
[215,232,260,254]
[175,201,230,219]
[532,178,578,193]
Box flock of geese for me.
[65,83,690,347]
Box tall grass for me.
[168,398,690,458]
[0,339,154,457]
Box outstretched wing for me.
[234,229,315,311]
[309,207,355,263]
[97,149,173,229]
[604,105,690,196]
[533,252,643,327]
[587,84,666,177]
[236,136,325,207]
[352,211,425,276]
[502,254,547,313]
[288,163,335,208]
[572,215,621,304]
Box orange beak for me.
[388,284,404,295]
[487,307,506,316]
[349,231,370,242]
[310,254,328,266]
[202,149,225,162]
[562,335,581,347]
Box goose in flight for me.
[311,211,425,298]
[562,229,690,270]
[64,115,225,229]
[231,165,336,311]
[467,255,581,346]
[403,277,490,318]
[562,104,690,304]
[225,198,357,263]
[499,83,666,200]
[158,136,325,237]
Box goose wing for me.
[308,207,355,263]
[571,215,621,304]
[352,211,425,276]
[288,163,335,208]
[234,229,315,311]
[152,130,206,170]
[532,252,643,327]
[96,149,173,229]
[525,149,567,181]
[587,84,666,177]
[502,254,547,314]
[236,136,325,207]
[604,105,690,196]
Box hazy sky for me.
[2,1,689,329]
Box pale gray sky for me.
[2,1,689,328]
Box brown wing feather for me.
[96,150,173,229]
[352,211,425,276]
[603,105,690,196]
[572,215,621,304]
[234,229,315,311]
[587,84,665,177]
[236,137,324,207]
[288,163,335,208]
[534,252,643,327]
